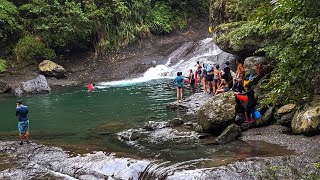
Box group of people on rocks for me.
[175,59,263,124]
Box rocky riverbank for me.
[1,125,319,180]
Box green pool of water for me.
[0,79,293,168]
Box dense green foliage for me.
[0,0,21,57]
[0,0,208,64]
[14,35,56,62]
[0,59,7,72]
[213,0,320,105]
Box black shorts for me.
[213,78,220,83]
[190,79,195,85]
[207,74,214,81]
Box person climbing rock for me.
[16,100,30,145]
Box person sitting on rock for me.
[235,83,255,123]
[214,79,229,96]
[232,77,245,93]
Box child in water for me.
[174,72,184,102]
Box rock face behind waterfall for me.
[197,92,236,134]
[292,97,320,135]
[15,75,51,96]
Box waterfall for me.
[98,38,235,87]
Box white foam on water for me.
[97,65,174,88]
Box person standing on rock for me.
[201,64,208,94]
[189,69,195,93]
[174,72,184,102]
[234,59,245,84]
[236,84,255,123]
[195,61,202,86]
[16,100,30,145]
[222,61,233,87]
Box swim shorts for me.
[18,120,29,133]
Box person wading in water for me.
[16,100,30,145]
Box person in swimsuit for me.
[195,61,202,86]
[202,64,208,93]
[234,59,245,84]
[174,72,184,102]
[189,69,195,93]
[214,79,229,96]
[206,64,214,94]
[212,65,221,94]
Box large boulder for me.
[197,92,236,135]
[243,56,268,71]
[14,75,51,96]
[292,97,320,136]
[38,60,66,78]
[167,93,213,115]
[214,123,241,144]
[275,104,297,127]
[0,80,10,94]
[255,106,275,127]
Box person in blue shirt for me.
[174,72,184,102]
[16,100,30,145]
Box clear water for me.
[0,79,293,170]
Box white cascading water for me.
[98,38,231,87]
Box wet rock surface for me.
[167,125,320,179]
[0,141,149,180]
[214,124,241,144]
[0,80,10,94]
[14,75,51,96]
[167,92,212,114]
[197,92,236,134]
[1,125,320,180]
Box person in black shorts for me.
[236,84,255,123]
